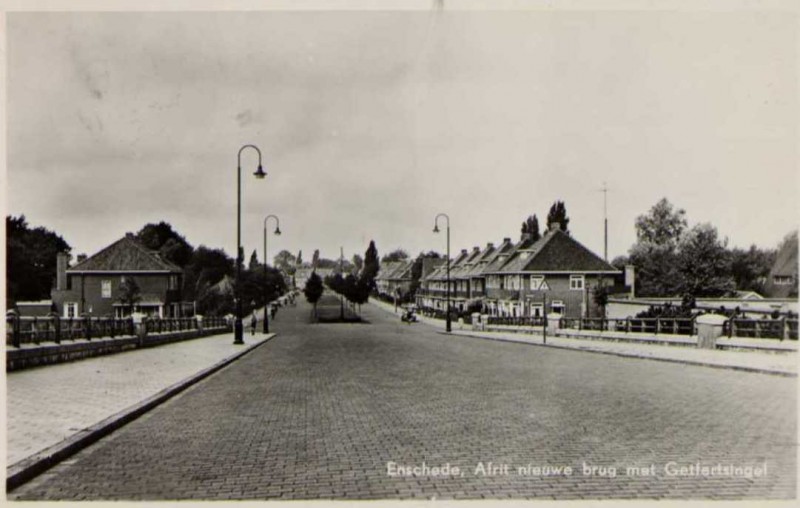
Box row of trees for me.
[614,198,793,298]
[302,240,381,317]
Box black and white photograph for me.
[3,0,798,501]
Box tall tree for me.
[303,272,324,317]
[135,221,194,267]
[182,246,235,302]
[381,249,409,263]
[634,198,687,246]
[677,223,735,297]
[274,250,297,274]
[546,201,570,233]
[362,240,380,292]
[729,245,775,294]
[248,250,259,271]
[6,215,71,306]
[312,249,320,269]
[627,198,688,297]
[521,214,541,241]
[297,250,303,266]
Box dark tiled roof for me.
[68,234,182,273]
[480,238,516,275]
[376,260,415,281]
[452,248,483,279]
[466,244,497,278]
[427,250,471,281]
[496,229,618,273]
[375,261,401,281]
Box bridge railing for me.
[420,310,797,341]
[5,313,232,348]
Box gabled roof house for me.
[51,233,187,319]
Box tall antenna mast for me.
[602,182,608,262]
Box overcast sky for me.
[6,4,797,265]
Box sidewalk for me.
[6,330,274,480]
[369,299,797,377]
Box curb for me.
[439,331,797,378]
[6,333,278,492]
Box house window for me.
[570,275,585,290]
[101,280,112,298]
[551,300,565,314]
[774,275,794,285]
[64,302,78,318]
[169,275,179,290]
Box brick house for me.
[484,227,619,318]
[51,233,187,319]
[416,249,472,312]
[417,226,618,319]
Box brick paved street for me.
[10,299,796,500]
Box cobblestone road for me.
[11,300,796,500]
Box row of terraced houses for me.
[376,223,622,319]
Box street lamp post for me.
[433,213,451,333]
[263,214,281,334]
[234,144,266,345]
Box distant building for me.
[51,233,190,318]
[295,267,334,288]
[375,260,414,299]
[763,234,798,298]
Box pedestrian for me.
[271,305,277,320]
[250,314,257,335]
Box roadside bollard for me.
[131,312,147,345]
[7,310,20,348]
[49,312,61,344]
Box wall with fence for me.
[423,311,797,341]
[6,313,232,371]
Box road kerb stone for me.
[6,333,277,492]
[441,331,797,378]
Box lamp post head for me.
[433,224,440,234]
[274,226,282,236]
[253,164,266,179]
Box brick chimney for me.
[56,252,69,290]
[487,243,494,249]
[77,254,88,263]
[472,246,480,253]
[503,237,511,243]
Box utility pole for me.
[340,246,345,320]
[602,181,608,262]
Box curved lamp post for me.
[433,213,451,333]
[234,144,266,345]
[263,214,281,334]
